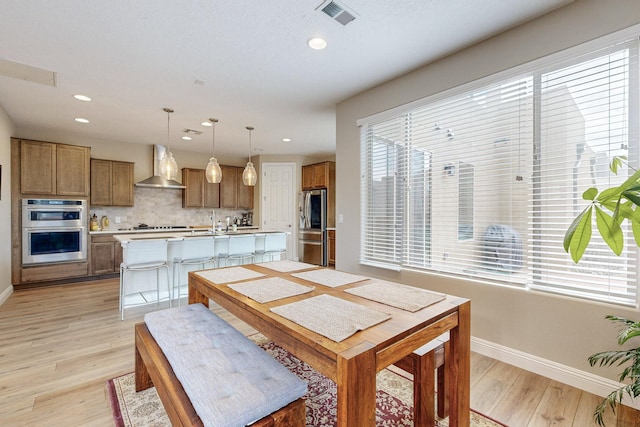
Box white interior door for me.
[261,163,297,259]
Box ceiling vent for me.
[319,1,356,26]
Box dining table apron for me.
[188,264,471,427]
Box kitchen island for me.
[114,229,291,314]
[112,228,284,256]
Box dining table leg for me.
[448,300,471,427]
[336,341,377,426]
[188,281,209,307]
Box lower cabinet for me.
[20,263,89,284]
[328,229,336,266]
[90,234,123,275]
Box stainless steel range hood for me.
[135,144,186,189]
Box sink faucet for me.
[211,210,216,231]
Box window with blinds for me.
[360,32,639,306]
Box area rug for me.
[107,336,505,427]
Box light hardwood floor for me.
[0,278,638,426]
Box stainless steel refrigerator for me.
[298,189,327,266]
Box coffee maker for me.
[240,212,253,226]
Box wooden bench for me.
[135,303,307,427]
[393,334,450,427]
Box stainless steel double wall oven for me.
[21,198,87,265]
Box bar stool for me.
[213,234,230,266]
[262,232,288,261]
[393,332,449,426]
[119,239,170,320]
[172,236,216,306]
[224,234,256,266]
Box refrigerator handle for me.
[304,192,311,229]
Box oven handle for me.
[24,226,86,232]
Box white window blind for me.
[530,40,638,305]
[360,33,639,306]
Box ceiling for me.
[0,0,573,160]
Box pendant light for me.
[159,107,178,181]
[205,118,222,183]
[242,126,257,186]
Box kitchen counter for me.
[90,226,260,235]
[113,228,287,243]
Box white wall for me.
[0,105,16,302]
[336,0,640,388]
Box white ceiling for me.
[0,0,573,160]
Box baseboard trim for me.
[0,284,14,305]
[471,336,640,411]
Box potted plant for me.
[564,156,640,426]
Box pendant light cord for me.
[163,107,174,151]
[246,126,254,162]
[210,118,218,156]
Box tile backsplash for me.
[90,187,251,230]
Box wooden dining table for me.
[188,263,470,427]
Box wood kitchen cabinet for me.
[302,161,334,190]
[328,229,336,266]
[90,159,134,206]
[237,169,254,209]
[20,139,90,196]
[219,165,237,208]
[182,168,220,208]
[90,234,122,275]
[220,166,253,209]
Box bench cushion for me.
[144,303,307,427]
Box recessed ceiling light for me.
[73,94,91,102]
[201,121,212,127]
[182,136,192,141]
[74,117,89,123]
[282,138,291,142]
[308,37,327,50]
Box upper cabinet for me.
[90,159,134,206]
[302,161,335,190]
[20,139,90,196]
[182,168,220,208]
[237,168,254,210]
[220,166,253,209]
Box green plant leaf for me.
[616,169,640,193]
[564,205,592,262]
[616,321,640,345]
[597,169,640,206]
[597,186,624,204]
[588,314,640,426]
[622,190,640,207]
[632,218,640,248]
[615,200,635,220]
[610,155,627,174]
[595,206,623,256]
[582,187,598,201]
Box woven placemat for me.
[345,280,446,312]
[228,277,315,303]
[291,269,369,288]
[195,267,265,284]
[270,294,391,342]
[257,260,319,273]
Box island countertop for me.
[113,229,288,244]
[89,225,260,236]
